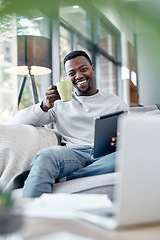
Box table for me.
[16,198,160,240]
[24,217,160,240]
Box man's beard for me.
[77,85,91,94]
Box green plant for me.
[0,190,14,212]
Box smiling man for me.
[64,52,97,96]
[12,50,128,198]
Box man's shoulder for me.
[99,91,128,109]
[99,91,118,99]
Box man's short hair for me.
[64,50,93,66]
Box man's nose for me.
[75,71,83,79]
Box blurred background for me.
[0,0,160,124]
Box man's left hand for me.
[110,133,120,147]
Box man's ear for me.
[92,65,95,73]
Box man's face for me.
[65,56,96,96]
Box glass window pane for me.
[0,13,51,124]
[99,55,117,94]
[100,22,116,58]
[60,6,91,40]
[16,13,50,38]
[0,16,17,124]
[60,26,71,81]
[77,44,92,60]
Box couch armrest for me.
[0,124,59,191]
[129,105,160,115]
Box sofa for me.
[0,105,160,200]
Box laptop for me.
[78,114,160,229]
[94,110,125,158]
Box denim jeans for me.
[22,146,116,198]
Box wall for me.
[136,32,160,105]
[135,1,160,105]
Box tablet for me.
[94,110,124,158]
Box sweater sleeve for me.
[11,102,56,126]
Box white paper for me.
[32,231,95,240]
[23,193,112,219]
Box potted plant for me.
[0,189,23,236]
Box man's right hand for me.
[41,85,60,112]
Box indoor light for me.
[121,66,130,80]
[131,71,137,86]
[5,35,52,106]
[73,5,79,8]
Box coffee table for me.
[24,216,160,240]
[14,198,160,240]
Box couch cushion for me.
[12,172,118,201]
[53,172,118,200]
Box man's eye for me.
[81,68,87,72]
[69,72,75,77]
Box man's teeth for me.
[77,80,87,86]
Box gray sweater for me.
[12,91,128,148]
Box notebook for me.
[94,110,124,158]
[78,114,160,229]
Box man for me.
[12,50,128,198]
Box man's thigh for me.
[30,146,92,179]
[67,152,116,180]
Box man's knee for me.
[31,145,64,167]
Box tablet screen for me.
[94,110,124,158]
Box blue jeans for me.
[22,146,116,198]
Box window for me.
[60,5,91,40]
[60,26,71,81]
[0,12,51,123]
[99,55,117,93]
[60,5,120,95]
[99,21,116,58]
[0,16,17,123]
[0,3,121,124]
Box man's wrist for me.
[40,101,49,112]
